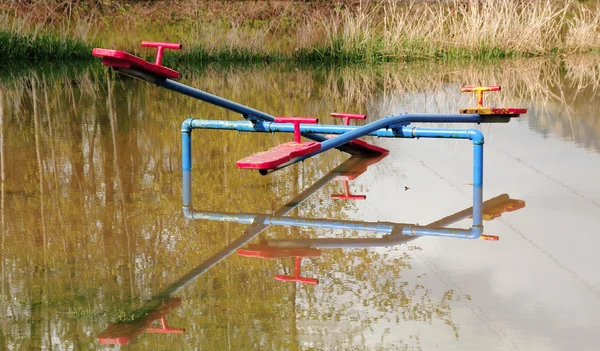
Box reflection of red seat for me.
[92,41,181,80]
[237,244,321,258]
[482,198,526,221]
[335,153,388,181]
[331,180,366,200]
[97,297,184,345]
[237,244,320,284]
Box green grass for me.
[164,45,285,65]
[0,31,92,62]
[2,0,600,65]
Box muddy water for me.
[1,57,599,350]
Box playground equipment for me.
[92,41,526,241]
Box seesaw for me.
[92,41,527,240]
[95,157,374,344]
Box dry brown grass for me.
[3,0,600,62]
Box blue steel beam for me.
[182,115,485,237]
[184,211,481,240]
[120,68,374,156]
[185,118,481,139]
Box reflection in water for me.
[175,154,524,348]
[0,56,595,349]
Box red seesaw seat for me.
[92,41,181,80]
[236,117,321,171]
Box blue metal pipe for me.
[157,78,382,155]
[182,120,193,172]
[308,113,481,159]
[159,80,276,122]
[184,209,483,240]
[188,119,484,139]
[185,115,485,174]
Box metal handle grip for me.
[141,41,182,66]
[274,117,318,143]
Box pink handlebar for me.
[141,41,182,66]
[330,112,366,126]
[274,117,318,143]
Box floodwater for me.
[1,57,600,350]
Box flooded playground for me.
[1,56,599,350]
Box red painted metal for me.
[335,153,388,181]
[92,48,180,79]
[482,198,526,221]
[238,245,320,284]
[236,141,321,170]
[275,257,319,285]
[480,235,500,241]
[328,112,389,154]
[273,116,318,143]
[237,117,320,170]
[331,180,366,200]
[141,41,182,66]
[330,112,367,125]
[237,244,321,258]
[97,297,183,345]
[146,317,185,334]
[346,138,389,154]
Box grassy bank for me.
[2,0,600,64]
[0,31,91,62]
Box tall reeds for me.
[2,0,600,64]
[0,3,93,62]
[295,0,589,63]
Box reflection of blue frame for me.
[99,156,522,345]
[183,154,488,240]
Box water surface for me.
[1,57,600,350]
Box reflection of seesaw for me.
[182,153,524,283]
[97,297,184,345]
[233,193,524,285]
[97,154,524,344]
[93,43,526,241]
[96,154,381,345]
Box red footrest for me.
[236,141,321,170]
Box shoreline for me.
[2,1,599,64]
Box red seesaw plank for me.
[92,47,180,80]
[237,116,321,171]
[236,141,321,170]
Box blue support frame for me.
[182,114,485,239]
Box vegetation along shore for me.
[1,0,600,64]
